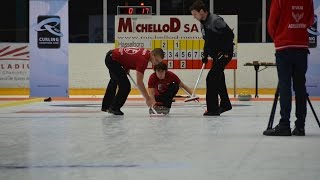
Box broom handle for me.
[192,63,205,96]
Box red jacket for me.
[148,71,181,96]
[268,0,314,50]
[111,47,150,74]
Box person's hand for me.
[201,55,208,64]
[146,98,156,107]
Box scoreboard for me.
[153,39,204,69]
[115,39,237,69]
[115,15,238,69]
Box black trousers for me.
[276,48,308,128]
[102,52,131,110]
[206,51,233,112]
[155,82,179,108]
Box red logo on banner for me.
[0,46,29,61]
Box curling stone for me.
[238,93,252,101]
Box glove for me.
[201,56,208,64]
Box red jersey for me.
[111,47,150,74]
[148,71,181,96]
[268,0,314,50]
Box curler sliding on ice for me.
[147,62,194,115]
[127,72,165,117]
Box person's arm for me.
[306,0,314,28]
[267,0,281,40]
[136,71,155,107]
[147,73,157,102]
[201,24,209,64]
[179,81,193,96]
[148,88,156,102]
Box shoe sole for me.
[263,134,292,136]
[108,110,124,115]
[263,132,292,136]
[203,114,220,116]
[219,107,232,114]
[292,133,305,136]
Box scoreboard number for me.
[168,60,173,69]
[180,60,186,69]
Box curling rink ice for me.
[0,97,320,180]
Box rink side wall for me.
[0,43,277,95]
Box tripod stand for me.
[266,86,320,130]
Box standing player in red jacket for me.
[263,0,314,136]
[102,47,164,115]
[148,62,194,114]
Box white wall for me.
[0,43,278,89]
[69,43,278,89]
[236,43,277,88]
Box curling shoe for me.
[218,105,232,114]
[263,124,291,136]
[203,110,220,116]
[109,108,124,115]
[101,107,109,112]
[292,126,305,136]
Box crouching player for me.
[148,62,193,114]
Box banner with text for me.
[307,0,320,96]
[115,15,238,69]
[29,0,68,97]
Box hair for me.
[189,0,208,12]
[152,48,165,59]
[153,62,168,72]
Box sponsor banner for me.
[0,43,29,87]
[29,0,68,97]
[306,0,320,96]
[115,15,238,69]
